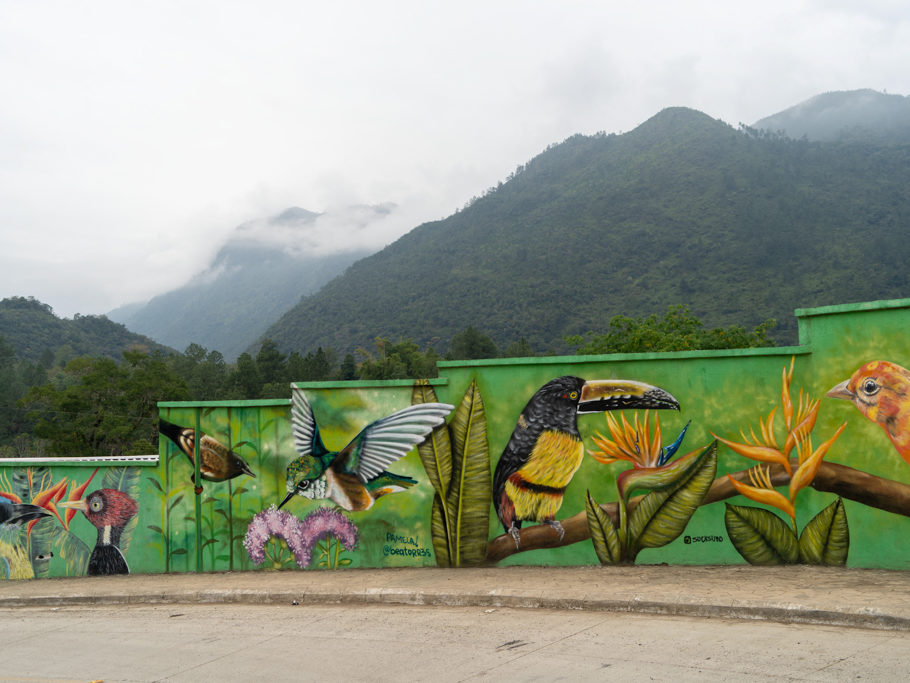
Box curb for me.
[3,588,908,631]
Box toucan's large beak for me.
[57,499,88,512]
[577,379,680,414]
[826,379,854,401]
[277,491,295,510]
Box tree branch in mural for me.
[280,388,453,511]
[412,380,491,567]
[712,358,849,565]
[244,505,359,569]
[488,456,910,563]
[493,376,681,551]
[584,410,716,564]
[158,419,256,483]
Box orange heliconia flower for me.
[728,465,795,522]
[716,358,846,519]
[62,469,98,528]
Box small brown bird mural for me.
[158,419,255,483]
[827,360,910,464]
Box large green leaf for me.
[725,504,799,565]
[585,491,622,564]
[447,380,491,567]
[412,382,453,500]
[799,498,849,566]
[618,446,706,502]
[628,442,717,557]
[430,494,451,567]
[51,525,91,576]
[412,382,455,566]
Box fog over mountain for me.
[753,89,910,142]
[108,206,378,360]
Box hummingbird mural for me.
[279,390,454,512]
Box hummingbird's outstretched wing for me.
[291,389,330,459]
[335,402,454,482]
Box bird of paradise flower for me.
[712,358,849,566]
[584,411,716,564]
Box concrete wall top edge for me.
[437,344,810,370]
[795,297,910,319]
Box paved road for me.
[3,602,910,683]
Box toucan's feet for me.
[509,525,521,549]
[544,519,565,541]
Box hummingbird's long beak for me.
[577,379,680,414]
[277,491,295,510]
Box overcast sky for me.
[2,1,908,318]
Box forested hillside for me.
[0,296,171,363]
[261,106,910,355]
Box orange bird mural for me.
[827,360,910,464]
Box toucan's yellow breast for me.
[518,430,584,488]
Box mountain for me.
[753,89,910,142]
[109,207,372,360]
[0,296,172,363]
[260,105,910,356]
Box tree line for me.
[0,306,774,459]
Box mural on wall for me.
[412,380,491,568]
[713,360,848,566]
[0,466,140,578]
[493,376,681,550]
[584,412,715,565]
[59,487,139,575]
[154,404,286,573]
[827,361,910,464]
[158,419,256,484]
[279,388,453,511]
[237,388,454,571]
[8,301,910,580]
[244,505,359,570]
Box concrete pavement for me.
[2,564,910,631]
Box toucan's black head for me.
[519,376,590,437]
[528,375,680,412]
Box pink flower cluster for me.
[243,505,359,569]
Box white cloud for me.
[1,1,908,317]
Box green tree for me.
[358,338,439,379]
[566,305,776,354]
[23,351,189,457]
[502,337,536,358]
[447,326,498,360]
[227,352,261,398]
[338,353,358,380]
[256,339,287,385]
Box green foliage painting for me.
[413,380,491,567]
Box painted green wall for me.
[3,298,909,579]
